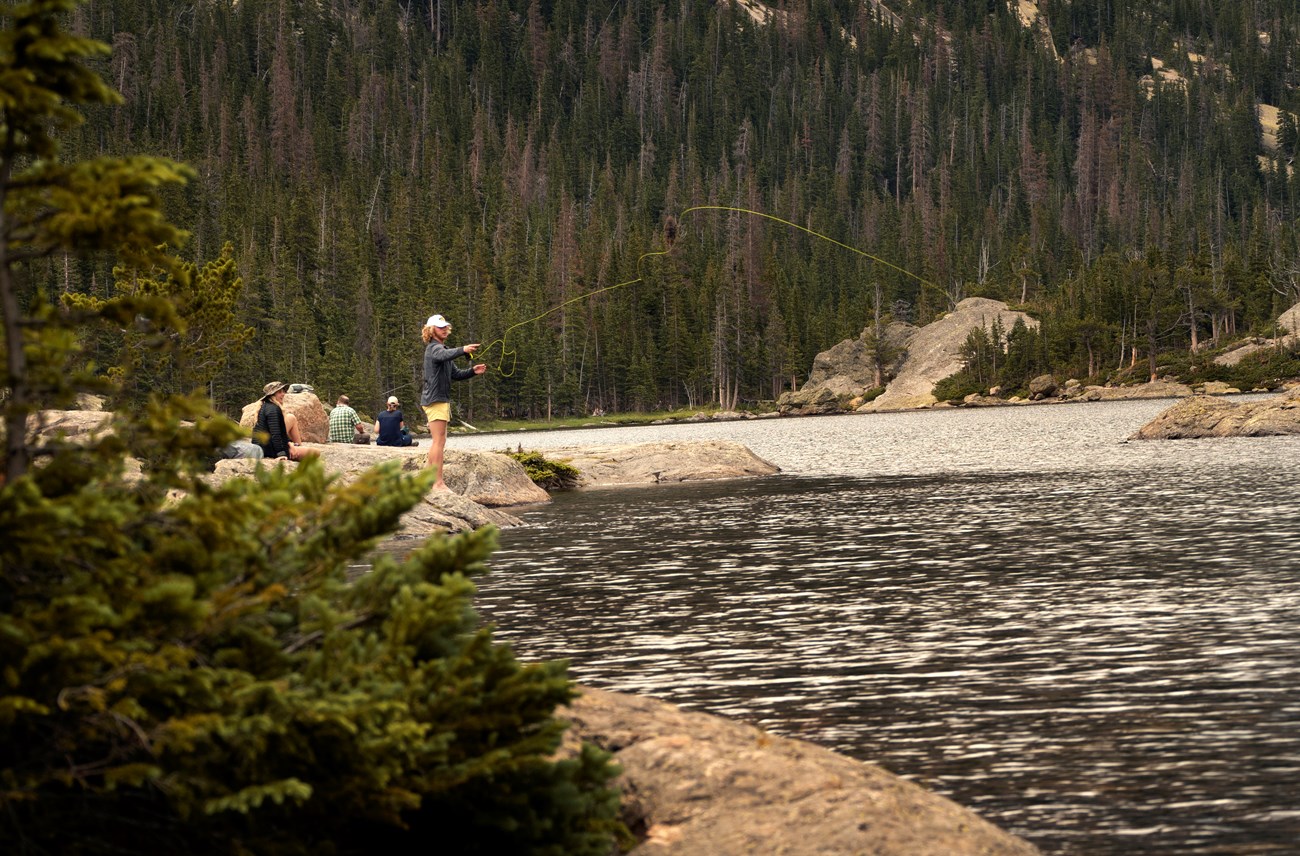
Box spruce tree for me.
[0,3,621,853]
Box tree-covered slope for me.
[35,0,1300,416]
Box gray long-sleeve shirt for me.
[420,340,475,406]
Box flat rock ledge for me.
[561,687,1039,856]
[546,440,780,487]
[209,444,548,538]
[1131,387,1300,440]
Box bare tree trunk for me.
[1147,321,1158,382]
[1117,315,1126,372]
[871,280,885,387]
[1,159,33,483]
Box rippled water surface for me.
[451,400,1300,855]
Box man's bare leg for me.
[426,419,450,490]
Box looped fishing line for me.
[473,205,933,377]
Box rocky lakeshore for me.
[25,406,1052,853]
[1130,387,1300,440]
[562,687,1040,855]
[773,296,1300,417]
[28,404,781,534]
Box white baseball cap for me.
[387,395,399,405]
[425,314,450,328]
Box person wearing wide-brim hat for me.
[253,380,309,461]
[419,314,486,489]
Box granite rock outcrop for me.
[561,687,1041,856]
[1130,387,1300,439]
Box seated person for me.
[374,396,414,447]
[328,394,365,443]
[254,380,311,461]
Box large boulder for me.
[776,385,841,415]
[561,687,1040,856]
[209,443,549,508]
[443,449,551,506]
[1215,301,1300,366]
[1130,388,1300,439]
[239,391,330,443]
[780,321,917,414]
[25,409,113,442]
[861,298,1038,412]
[1213,338,1273,367]
[74,393,107,411]
[1027,374,1058,398]
[545,440,780,486]
[208,457,522,537]
[806,321,915,391]
[1277,299,1300,339]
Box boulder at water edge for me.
[561,687,1041,856]
[208,443,549,535]
[544,440,779,486]
[1130,387,1300,439]
[777,321,915,414]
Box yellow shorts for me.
[423,402,451,423]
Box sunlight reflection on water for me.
[445,398,1300,855]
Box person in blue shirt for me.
[374,395,414,447]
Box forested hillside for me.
[40,0,1300,419]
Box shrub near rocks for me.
[933,371,982,403]
[508,450,582,491]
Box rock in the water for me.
[561,687,1040,856]
[212,443,547,506]
[209,449,526,536]
[1131,388,1300,439]
[239,391,330,443]
[546,440,779,486]
[394,489,523,538]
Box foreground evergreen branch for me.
[0,3,621,852]
[0,444,621,854]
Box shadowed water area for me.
[450,399,1300,855]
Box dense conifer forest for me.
[39,0,1300,419]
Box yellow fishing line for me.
[474,205,932,377]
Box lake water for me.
[450,399,1300,855]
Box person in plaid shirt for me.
[328,395,366,443]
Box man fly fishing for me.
[420,313,486,491]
